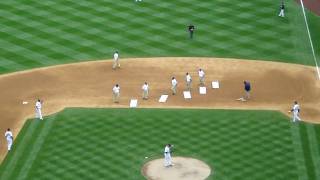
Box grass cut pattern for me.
[2,108,319,179]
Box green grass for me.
[0,0,319,74]
[1,108,320,179]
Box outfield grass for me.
[0,0,319,74]
[1,108,320,179]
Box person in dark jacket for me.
[188,24,195,39]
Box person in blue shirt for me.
[244,81,251,100]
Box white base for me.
[159,95,169,102]
[183,91,192,99]
[130,99,138,107]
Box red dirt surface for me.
[296,0,320,15]
[0,57,319,162]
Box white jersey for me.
[35,101,42,109]
[5,131,13,141]
[142,84,149,91]
[164,146,170,153]
[113,53,119,61]
[186,74,192,82]
[292,104,300,113]
[198,70,205,78]
[172,79,177,86]
[113,86,120,94]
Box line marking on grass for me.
[306,125,320,179]
[291,124,308,180]
[299,0,320,80]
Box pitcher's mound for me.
[141,157,212,180]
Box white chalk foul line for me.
[299,0,320,80]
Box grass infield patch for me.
[1,108,320,179]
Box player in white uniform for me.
[290,101,301,122]
[112,84,120,103]
[185,72,192,91]
[164,144,173,167]
[198,69,205,86]
[171,77,178,95]
[35,99,43,120]
[278,2,285,17]
[5,128,13,151]
[142,82,149,100]
[112,51,120,69]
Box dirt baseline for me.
[0,57,319,162]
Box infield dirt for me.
[0,57,319,162]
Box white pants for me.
[199,77,205,85]
[112,59,120,69]
[293,112,301,122]
[113,92,120,102]
[7,138,13,151]
[171,85,177,94]
[164,152,172,166]
[279,9,284,17]
[142,90,149,99]
[36,108,43,120]
[186,81,192,90]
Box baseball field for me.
[0,0,320,179]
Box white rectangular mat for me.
[183,91,192,99]
[212,81,220,89]
[159,95,168,103]
[199,87,206,94]
[130,99,138,108]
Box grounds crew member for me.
[198,68,205,86]
[112,51,120,69]
[188,24,195,39]
[164,144,173,167]
[5,128,13,151]
[289,101,301,122]
[171,77,178,95]
[35,99,43,120]
[185,72,192,91]
[112,84,120,103]
[278,2,285,17]
[142,82,149,100]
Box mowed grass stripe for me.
[291,124,309,180]
[0,120,38,180]
[0,108,302,179]
[299,124,316,179]
[1,0,319,73]
[306,125,320,179]
[16,116,56,179]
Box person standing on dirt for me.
[112,84,120,103]
[5,128,13,151]
[188,24,195,39]
[164,144,173,167]
[112,51,120,69]
[278,2,285,17]
[171,77,178,95]
[244,81,251,100]
[290,101,301,122]
[198,68,205,86]
[35,99,43,120]
[142,82,149,100]
[185,72,192,91]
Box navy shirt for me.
[244,82,251,91]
